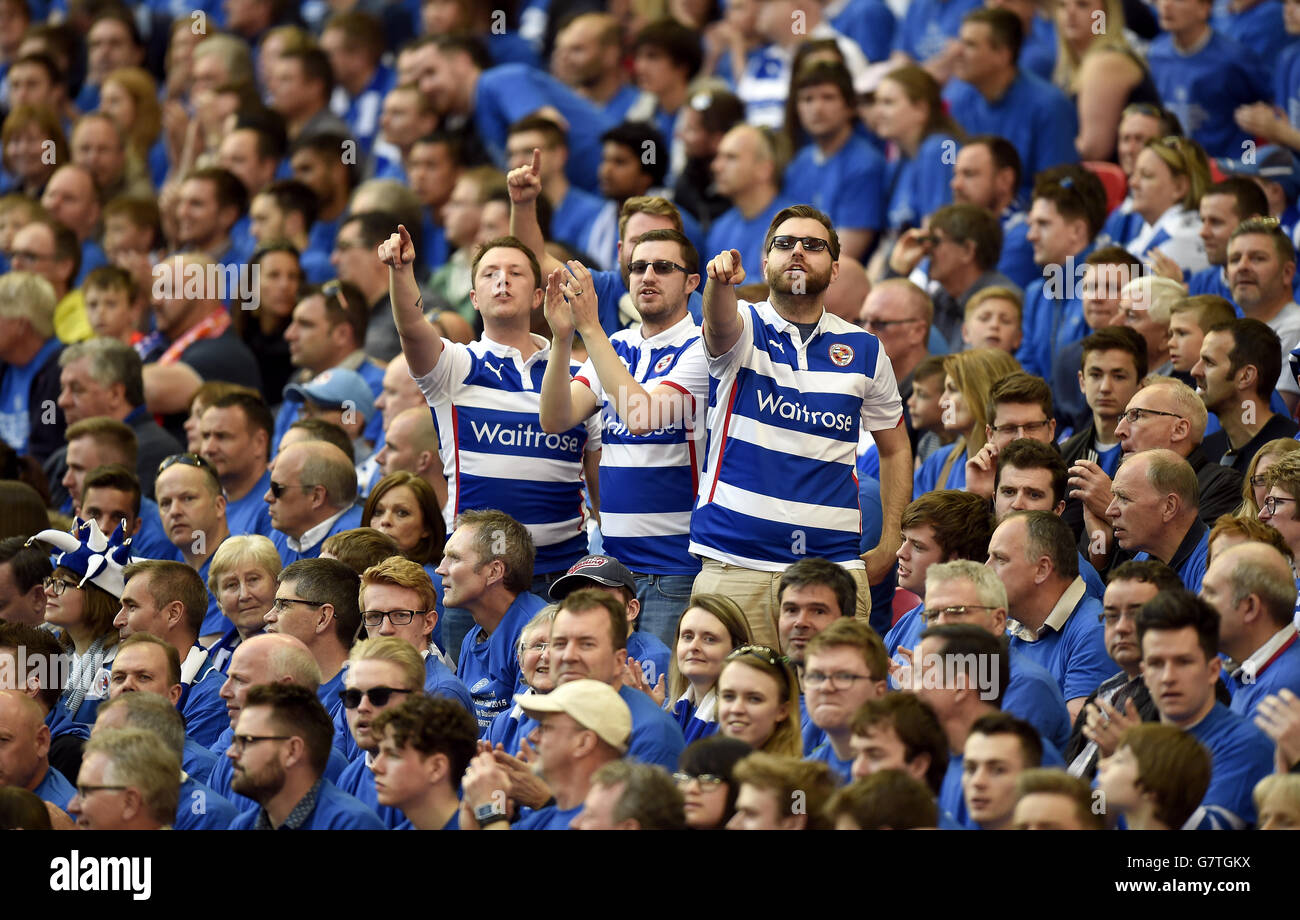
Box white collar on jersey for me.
[479,332,552,363]
[638,312,698,344]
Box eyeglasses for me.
[804,670,875,691]
[74,784,128,798]
[333,239,366,252]
[522,640,548,653]
[921,604,998,625]
[1262,496,1297,515]
[272,597,325,613]
[628,259,688,276]
[361,609,426,628]
[339,686,413,709]
[269,480,313,499]
[1119,407,1183,425]
[989,419,1052,437]
[43,576,77,596]
[672,772,725,788]
[770,235,830,253]
[1250,475,1271,489]
[1098,609,1140,626]
[230,734,292,754]
[7,248,53,263]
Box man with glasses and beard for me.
[693,205,911,642]
[228,683,384,829]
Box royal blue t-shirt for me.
[705,197,790,285]
[914,441,967,494]
[227,778,386,830]
[807,740,854,785]
[175,775,240,830]
[894,0,982,61]
[627,630,670,688]
[335,756,414,829]
[224,471,274,538]
[1225,632,1300,720]
[33,764,75,811]
[1185,702,1275,829]
[513,801,583,830]
[783,136,886,232]
[1004,648,1072,752]
[883,134,956,231]
[459,591,549,732]
[1008,589,1112,703]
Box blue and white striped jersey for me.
[574,315,708,575]
[414,334,602,573]
[691,301,903,571]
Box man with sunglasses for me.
[696,204,910,644]
[539,228,708,649]
[334,637,429,828]
[228,683,384,829]
[265,440,365,566]
[154,452,232,646]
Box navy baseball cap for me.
[548,554,636,600]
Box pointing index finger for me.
[531,147,541,174]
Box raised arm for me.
[381,224,442,378]
[508,147,565,280]
[539,264,600,432]
[703,248,745,357]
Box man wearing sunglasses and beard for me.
[694,205,912,647]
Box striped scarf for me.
[62,633,110,717]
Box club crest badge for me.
[829,343,854,367]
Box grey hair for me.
[59,337,145,407]
[925,559,1008,610]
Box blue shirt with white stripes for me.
[574,316,707,575]
[692,301,903,570]
[415,334,603,574]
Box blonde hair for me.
[718,652,802,758]
[964,285,1023,323]
[101,67,162,155]
[0,271,56,338]
[347,636,425,692]
[941,348,1022,454]
[1253,773,1300,823]
[1239,437,1300,517]
[1122,275,1186,327]
[1053,0,1131,94]
[206,534,281,596]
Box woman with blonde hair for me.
[1054,0,1160,162]
[914,348,1022,493]
[1126,136,1213,275]
[666,594,752,742]
[99,67,166,186]
[1119,275,1190,375]
[1239,438,1300,519]
[716,645,802,757]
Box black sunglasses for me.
[628,259,688,276]
[338,686,413,709]
[770,235,830,253]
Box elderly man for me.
[227,683,385,829]
[68,727,179,830]
[1199,543,1300,719]
[265,440,363,565]
[986,511,1110,720]
[1101,449,1210,594]
[571,760,688,830]
[858,279,932,448]
[1073,379,1242,552]
[0,271,65,464]
[40,164,105,284]
[461,678,631,830]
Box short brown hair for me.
[901,490,994,561]
[243,683,334,777]
[557,587,629,651]
[804,618,887,681]
[987,372,1052,424]
[590,760,688,829]
[362,472,445,566]
[321,527,402,575]
[618,195,683,242]
[66,418,138,468]
[763,204,840,261]
[83,264,135,299]
[82,464,142,519]
[470,235,542,290]
[115,632,182,689]
[1229,216,1297,266]
[1169,294,1237,331]
[825,770,937,829]
[451,509,536,594]
[1031,164,1108,239]
[1119,722,1211,829]
[929,204,1002,271]
[1079,326,1147,378]
[121,560,208,640]
[371,695,479,792]
[1014,769,1105,829]
[732,753,836,829]
[778,557,856,619]
[850,694,949,794]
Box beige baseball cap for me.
[516,679,632,754]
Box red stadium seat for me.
[1082,161,1129,214]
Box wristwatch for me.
[474,800,509,827]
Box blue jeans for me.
[634,573,697,649]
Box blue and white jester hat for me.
[26,517,132,599]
